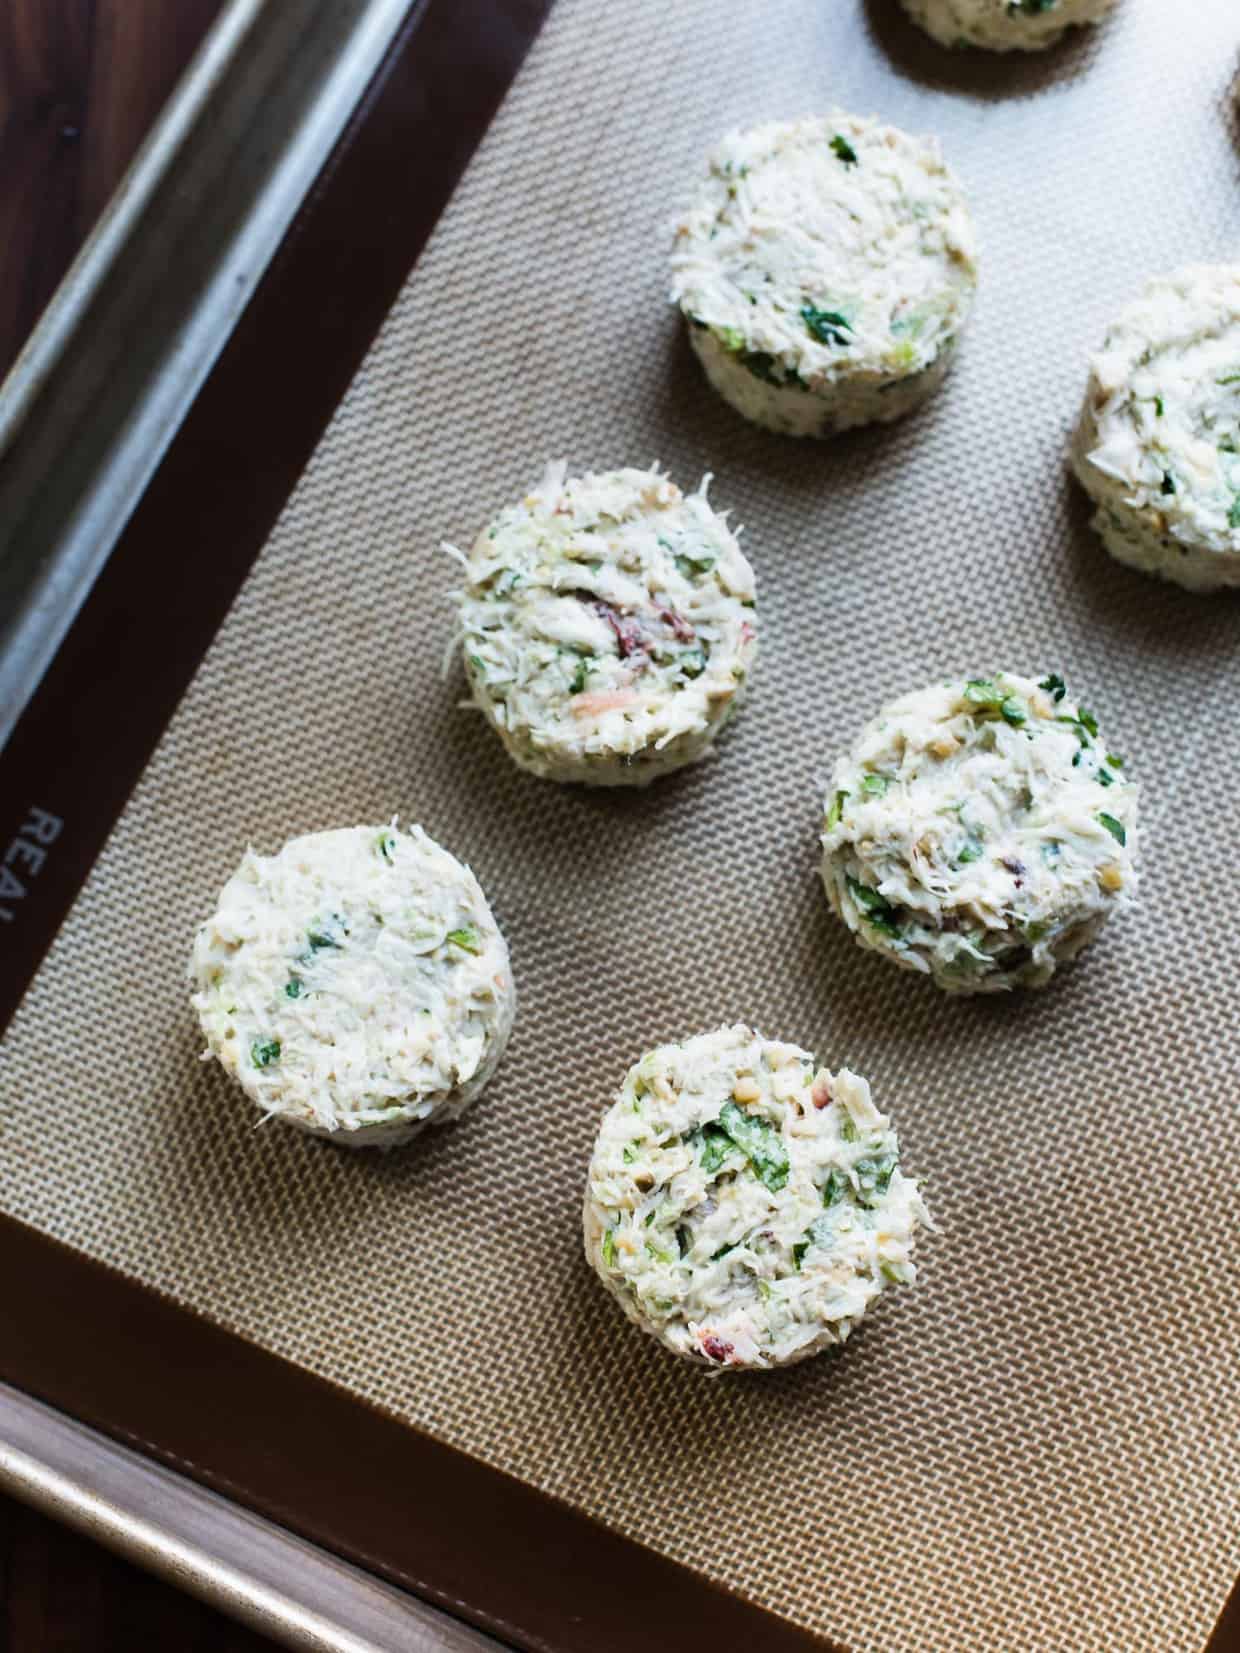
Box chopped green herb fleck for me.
[602,1227,618,1269]
[1160,472,1176,496]
[680,646,707,679]
[966,682,1028,725]
[251,1039,280,1068]
[1098,765,1114,787]
[446,927,481,954]
[846,876,902,940]
[710,1242,737,1263]
[826,789,849,830]
[569,657,589,695]
[1106,753,1124,769]
[821,1168,847,1207]
[744,348,800,386]
[377,831,396,862]
[1039,673,1067,703]
[1154,395,1165,417]
[675,551,717,579]
[801,304,852,348]
[1000,696,1027,726]
[864,910,902,941]
[830,134,859,167]
[622,1144,637,1164]
[957,841,983,865]
[795,1212,837,1268]
[284,976,303,999]
[854,1153,896,1207]
[861,773,889,797]
[1229,498,1240,530]
[1218,371,1240,386]
[1057,709,1097,748]
[1098,812,1126,847]
[696,1124,733,1176]
[717,1099,790,1193]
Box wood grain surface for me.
[0,4,269,1646]
[0,0,223,380]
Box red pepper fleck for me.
[811,1075,833,1109]
[700,1334,734,1363]
[740,620,756,645]
[590,597,647,660]
[660,607,696,643]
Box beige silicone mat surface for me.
[3,1,1239,1648]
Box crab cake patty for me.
[669,113,977,437]
[1072,266,1240,592]
[452,463,757,785]
[820,674,1137,993]
[584,1025,930,1371]
[190,823,515,1147]
[899,0,1115,52]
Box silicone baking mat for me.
[3,2,1238,1648]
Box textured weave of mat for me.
[4,3,1239,1649]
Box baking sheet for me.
[2,1,1238,1649]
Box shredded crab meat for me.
[1072,265,1240,591]
[450,463,758,785]
[820,673,1138,993]
[583,1025,931,1372]
[669,113,977,436]
[189,822,515,1147]
[898,0,1115,53]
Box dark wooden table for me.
[1,3,279,1646]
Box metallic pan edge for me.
[0,0,416,747]
[0,1,511,1642]
[0,1384,508,1653]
